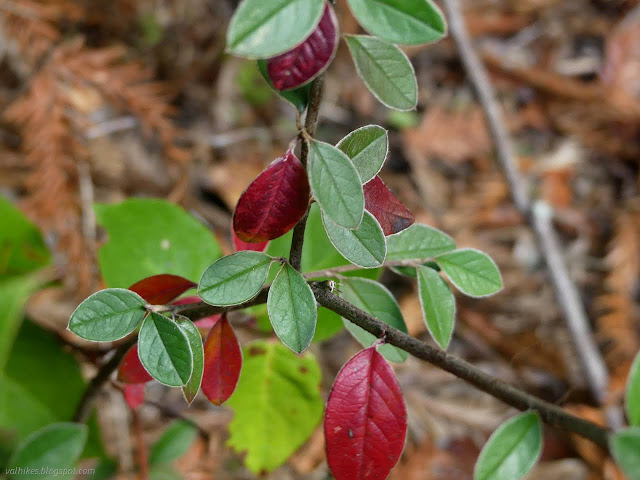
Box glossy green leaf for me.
[227,341,323,473]
[386,223,455,261]
[345,35,418,111]
[417,266,456,349]
[7,423,88,480]
[177,318,205,405]
[436,248,503,297]
[138,313,193,387]
[150,420,198,465]
[95,198,221,288]
[611,428,640,480]
[322,211,386,268]
[268,263,317,353]
[337,125,388,184]
[627,351,640,426]
[474,412,542,480]
[340,277,408,362]
[226,0,325,58]
[347,0,446,46]
[68,288,146,342]
[257,60,311,113]
[198,252,272,306]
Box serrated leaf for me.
[322,211,386,268]
[257,60,311,113]
[7,423,88,480]
[347,0,446,46]
[364,175,415,235]
[233,150,310,242]
[268,263,317,353]
[177,317,205,405]
[122,384,145,409]
[337,125,388,184]
[118,344,152,384]
[128,274,196,305]
[68,288,146,342]
[325,347,407,480]
[232,229,268,253]
[386,223,456,261]
[150,420,198,465]
[198,252,272,306]
[226,0,325,58]
[345,35,418,111]
[627,351,640,426]
[474,412,542,480]
[227,341,323,474]
[417,266,455,349]
[611,428,640,480]
[340,277,408,362]
[138,313,193,387]
[201,314,243,405]
[308,139,364,229]
[436,248,503,297]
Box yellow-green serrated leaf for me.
[417,266,455,349]
[322,211,386,268]
[386,223,455,261]
[436,248,503,298]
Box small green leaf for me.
[68,288,146,342]
[345,35,418,111]
[177,317,205,405]
[268,263,317,353]
[340,277,408,362]
[347,0,446,46]
[257,60,311,113]
[337,125,388,184]
[150,420,198,465]
[417,266,455,349]
[627,351,640,426]
[387,223,455,261]
[474,412,542,480]
[138,313,193,387]
[198,252,272,306]
[611,428,640,480]
[436,248,503,297]
[308,139,365,229]
[226,0,325,58]
[322,211,386,268]
[7,423,88,480]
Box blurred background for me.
[1,0,640,478]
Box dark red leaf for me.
[232,229,269,252]
[233,150,310,242]
[364,176,415,236]
[123,384,145,409]
[117,344,153,384]
[201,314,242,405]
[128,274,196,305]
[325,346,407,480]
[266,2,339,91]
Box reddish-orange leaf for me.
[201,314,243,405]
[363,176,414,236]
[128,274,196,305]
[117,344,153,384]
[123,384,145,409]
[232,229,269,252]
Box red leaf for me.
[194,315,221,330]
[233,150,310,242]
[128,274,196,305]
[123,384,145,409]
[201,314,242,405]
[232,229,269,253]
[266,2,339,91]
[363,176,415,236]
[325,347,407,480]
[117,344,153,384]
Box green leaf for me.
[386,223,455,261]
[436,248,503,297]
[340,277,408,362]
[347,0,446,46]
[268,263,317,353]
[95,198,221,288]
[150,420,198,465]
[611,428,640,480]
[322,211,386,268]
[308,139,365,229]
[226,0,325,58]
[313,308,345,342]
[345,35,418,111]
[417,265,456,349]
[176,318,205,405]
[198,252,272,306]
[7,423,88,480]
[138,313,193,387]
[336,125,388,184]
[257,60,311,113]
[227,341,323,473]
[627,351,640,426]
[68,288,147,342]
[474,412,542,480]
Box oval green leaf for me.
[198,252,272,306]
[436,248,503,297]
[417,265,456,350]
[627,351,640,426]
[387,223,455,261]
[150,420,198,465]
[138,312,193,387]
[474,412,542,480]
[177,317,205,405]
[308,139,365,229]
[345,35,418,111]
[337,125,388,184]
[322,211,386,268]
[68,288,146,342]
[611,428,640,480]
